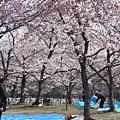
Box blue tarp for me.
[97,108,120,113]
[90,95,99,108]
[98,101,120,113]
[115,108,120,113]
[76,99,120,113]
[114,101,120,108]
[76,95,99,109]
[76,101,84,108]
[97,108,110,112]
[90,95,98,103]
[105,104,110,108]
[2,113,64,120]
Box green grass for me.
[3,104,120,120]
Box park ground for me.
[3,104,120,120]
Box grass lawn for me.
[3,104,120,120]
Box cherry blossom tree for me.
[89,48,120,112]
[0,0,58,102]
[0,0,120,119]
[44,0,120,119]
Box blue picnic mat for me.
[2,113,64,120]
[98,101,120,113]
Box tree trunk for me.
[80,59,90,120]
[36,64,46,103]
[36,80,42,103]
[68,88,72,104]
[107,49,114,112]
[72,31,91,120]
[80,32,91,120]
[84,84,90,120]
[19,74,26,103]
[109,85,114,111]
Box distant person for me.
[95,91,106,108]
[65,115,95,120]
[65,115,82,120]
[0,78,7,119]
[82,90,85,102]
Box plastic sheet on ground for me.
[98,107,120,113]
[76,101,99,109]
[97,108,110,112]
[114,101,120,113]
[115,108,120,113]
[90,95,99,108]
[98,101,120,113]
[76,101,84,108]
[90,102,99,108]
[114,101,120,108]
[2,113,64,120]
[76,95,99,109]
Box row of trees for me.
[0,0,120,120]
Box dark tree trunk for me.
[72,31,91,120]
[19,74,26,103]
[80,56,90,120]
[107,50,114,112]
[36,81,42,103]
[66,86,72,104]
[108,85,114,111]
[36,64,45,103]
[0,49,13,79]
[68,89,72,104]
